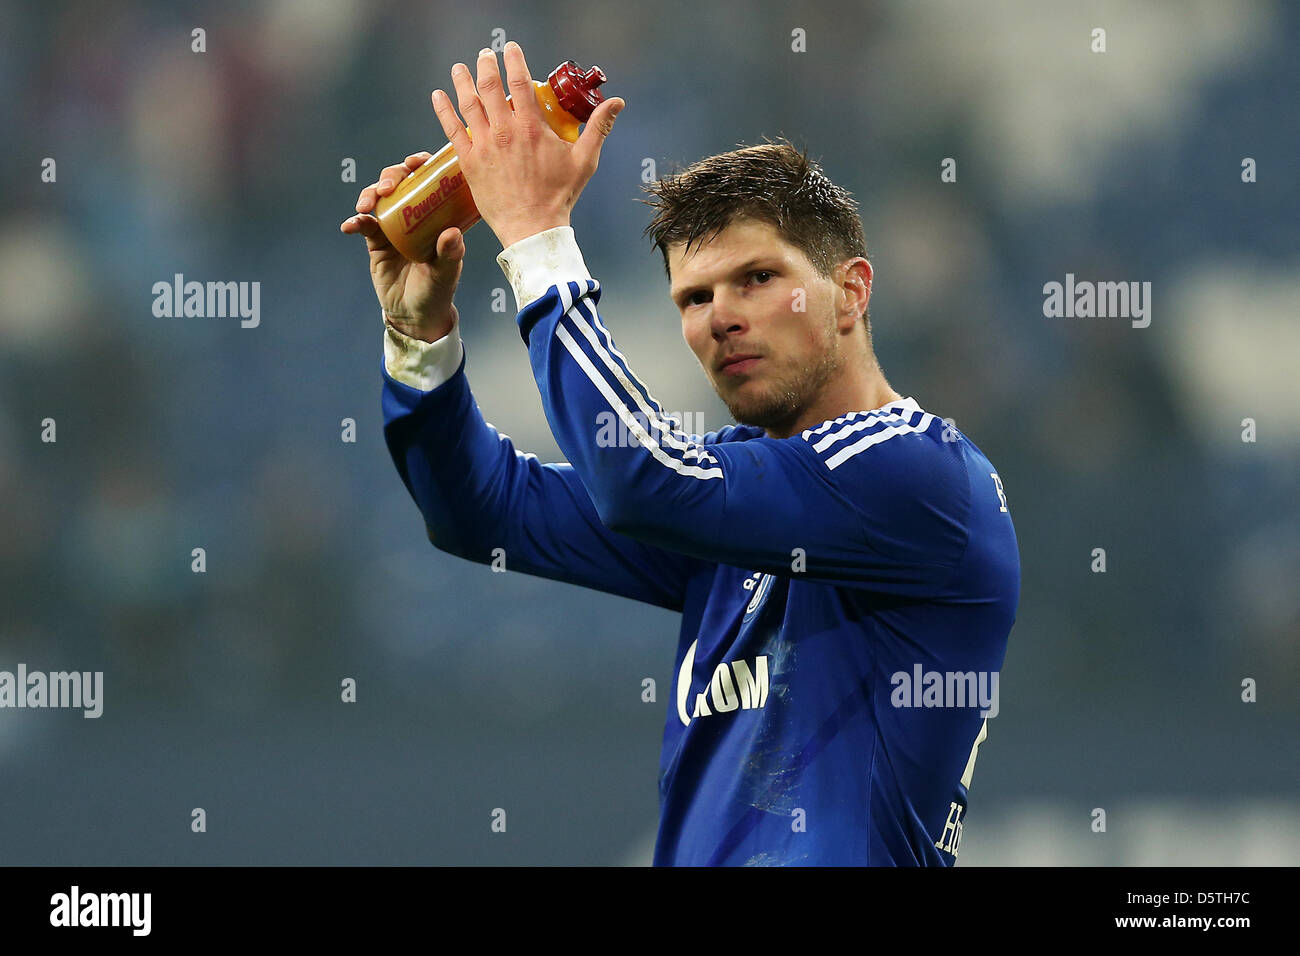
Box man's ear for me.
[837,258,873,331]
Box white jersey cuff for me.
[496,226,593,312]
[382,313,464,391]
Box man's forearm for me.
[378,306,697,609]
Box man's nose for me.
[709,288,746,338]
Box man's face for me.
[668,218,845,433]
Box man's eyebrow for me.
[670,258,784,304]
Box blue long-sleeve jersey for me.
[381,227,1020,865]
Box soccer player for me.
[341,41,1020,865]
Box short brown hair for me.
[639,136,868,285]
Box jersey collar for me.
[878,395,920,415]
[799,397,923,441]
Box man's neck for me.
[765,373,903,440]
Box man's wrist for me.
[497,218,571,251]
[383,308,457,343]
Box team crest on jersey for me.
[742,572,775,621]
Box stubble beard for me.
[719,321,843,434]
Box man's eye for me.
[686,292,708,306]
[750,271,773,284]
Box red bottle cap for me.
[548,60,607,122]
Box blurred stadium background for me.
[1,0,1297,865]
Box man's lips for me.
[718,353,762,376]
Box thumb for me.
[575,97,625,169]
[435,226,465,262]
[427,227,465,286]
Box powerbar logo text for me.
[890,665,999,718]
[402,172,465,233]
[50,886,150,936]
[152,274,261,328]
[0,664,103,717]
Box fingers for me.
[431,87,472,155]
[474,48,511,129]
[339,213,391,253]
[450,61,490,141]
[341,215,464,267]
[354,153,431,212]
[434,43,538,153]
[502,40,542,125]
[339,213,379,236]
[355,171,402,213]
